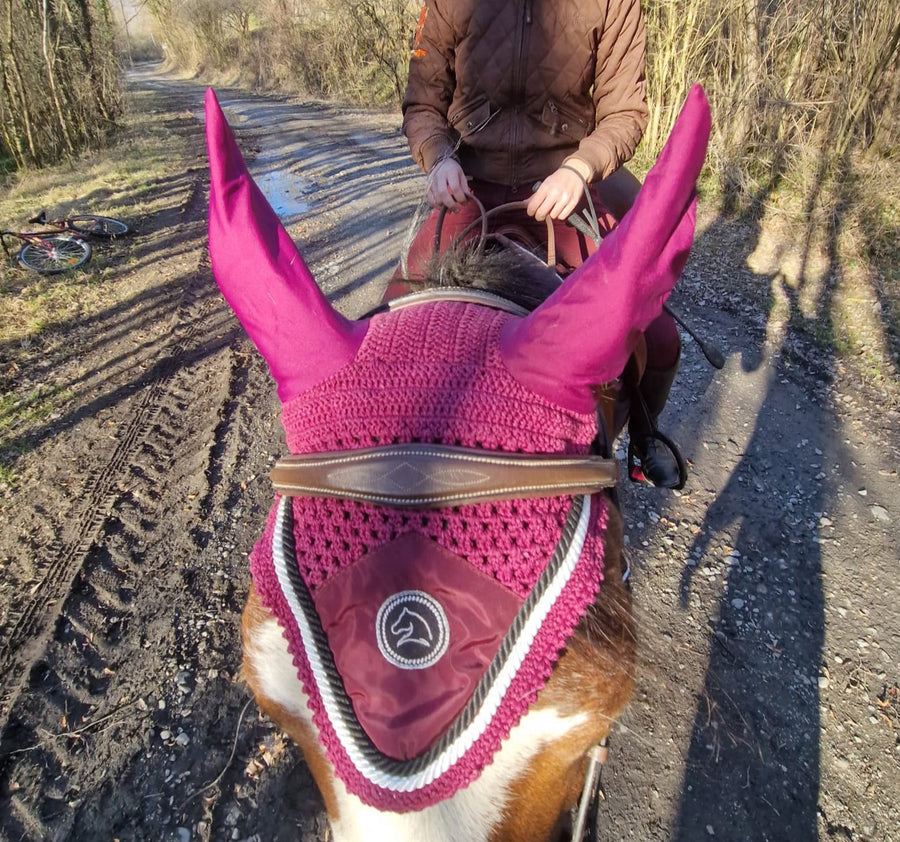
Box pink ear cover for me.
[500,84,712,413]
[205,88,368,402]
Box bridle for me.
[273,286,620,841]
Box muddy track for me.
[0,161,242,839]
[0,178,211,735]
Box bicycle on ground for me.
[1,210,130,274]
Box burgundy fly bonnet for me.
[205,86,710,811]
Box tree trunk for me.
[41,0,77,156]
[3,0,40,165]
[0,0,121,168]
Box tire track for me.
[0,174,213,738]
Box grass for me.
[0,382,76,432]
[0,384,76,491]
[0,269,107,342]
[0,74,192,315]
[0,262,98,487]
[0,103,191,226]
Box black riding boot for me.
[627,360,686,489]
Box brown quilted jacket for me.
[402,0,649,189]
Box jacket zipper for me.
[510,0,533,188]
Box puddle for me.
[253,170,313,218]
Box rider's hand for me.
[526,165,587,222]
[427,158,471,210]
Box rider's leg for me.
[546,184,619,273]
[592,166,642,220]
[628,311,684,488]
[392,204,480,281]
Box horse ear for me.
[205,88,367,402]
[500,85,711,413]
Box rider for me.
[398,0,685,489]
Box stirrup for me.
[627,430,687,490]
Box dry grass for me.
[144,0,411,104]
[635,0,900,383]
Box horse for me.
[204,85,710,842]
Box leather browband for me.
[270,444,618,508]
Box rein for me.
[430,169,605,275]
[444,199,560,268]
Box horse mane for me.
[419,241,562,312]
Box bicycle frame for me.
[0,229,41,258]
[28,211,79,234]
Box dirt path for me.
[0,67,897,842]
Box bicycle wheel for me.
[18,235,92,274]
[67,214,130,238]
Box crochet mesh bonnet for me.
[205,86,710,811]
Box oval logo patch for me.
[375,590,449,670]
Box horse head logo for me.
[376,590,449,670]
[390,606,435,649]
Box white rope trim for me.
[271,494,591,793]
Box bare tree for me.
[0,0,122,169]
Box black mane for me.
[420,241,562,312]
